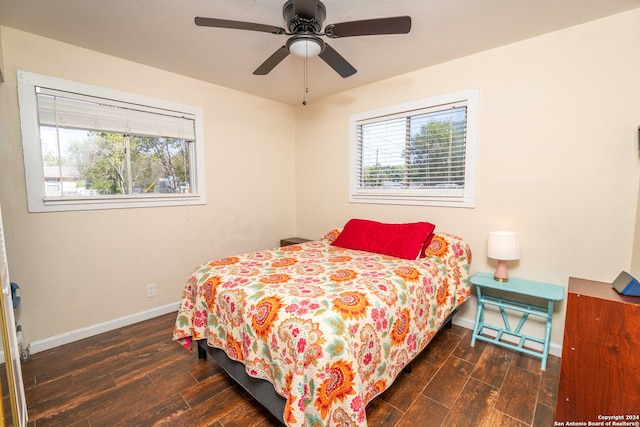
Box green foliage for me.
[87,132,126,194]
[362,164,405,187]
[407,118,465,185]
[66,131,191,195]
[132,135,190,191]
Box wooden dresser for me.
[555,277,640,422]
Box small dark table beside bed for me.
[174,219,472,426]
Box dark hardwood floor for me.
[6,312,559,426]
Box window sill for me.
[30,194,206,213]
[349,193,474,208]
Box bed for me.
[173,220,472,426]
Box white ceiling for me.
[1,0,639,105]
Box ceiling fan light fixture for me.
[287,36,323,58]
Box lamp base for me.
[493,260,509,282]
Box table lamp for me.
[487,231,520,282]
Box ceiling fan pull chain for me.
[303,52,309,105]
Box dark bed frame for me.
[197,308,459,424]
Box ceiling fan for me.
[195,0,411,78]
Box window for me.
[17,71,206,212]
[349,89,478,207]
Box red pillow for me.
[331,219,436,259]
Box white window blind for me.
[356,103,467,191]
[349,89,478,207]
[36,88,196,140]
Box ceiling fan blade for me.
[318,43,356,78]
[253,46,291,75]
[195,17,286,35]
[325,16,411,38]
[293,0,318,20]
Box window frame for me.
[17,70,206,212]
[349,88,479,208]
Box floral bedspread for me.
[173,230,471,426]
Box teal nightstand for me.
[470,272,565,370]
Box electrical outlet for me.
[146,283,157,298]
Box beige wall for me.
[0,27,296,347]
[0,27,4,82]
[294,9,640,348]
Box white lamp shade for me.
[289,38,322,58]
[487,231,520,260]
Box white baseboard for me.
[27,302,180,355]
[451,316,562,357]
